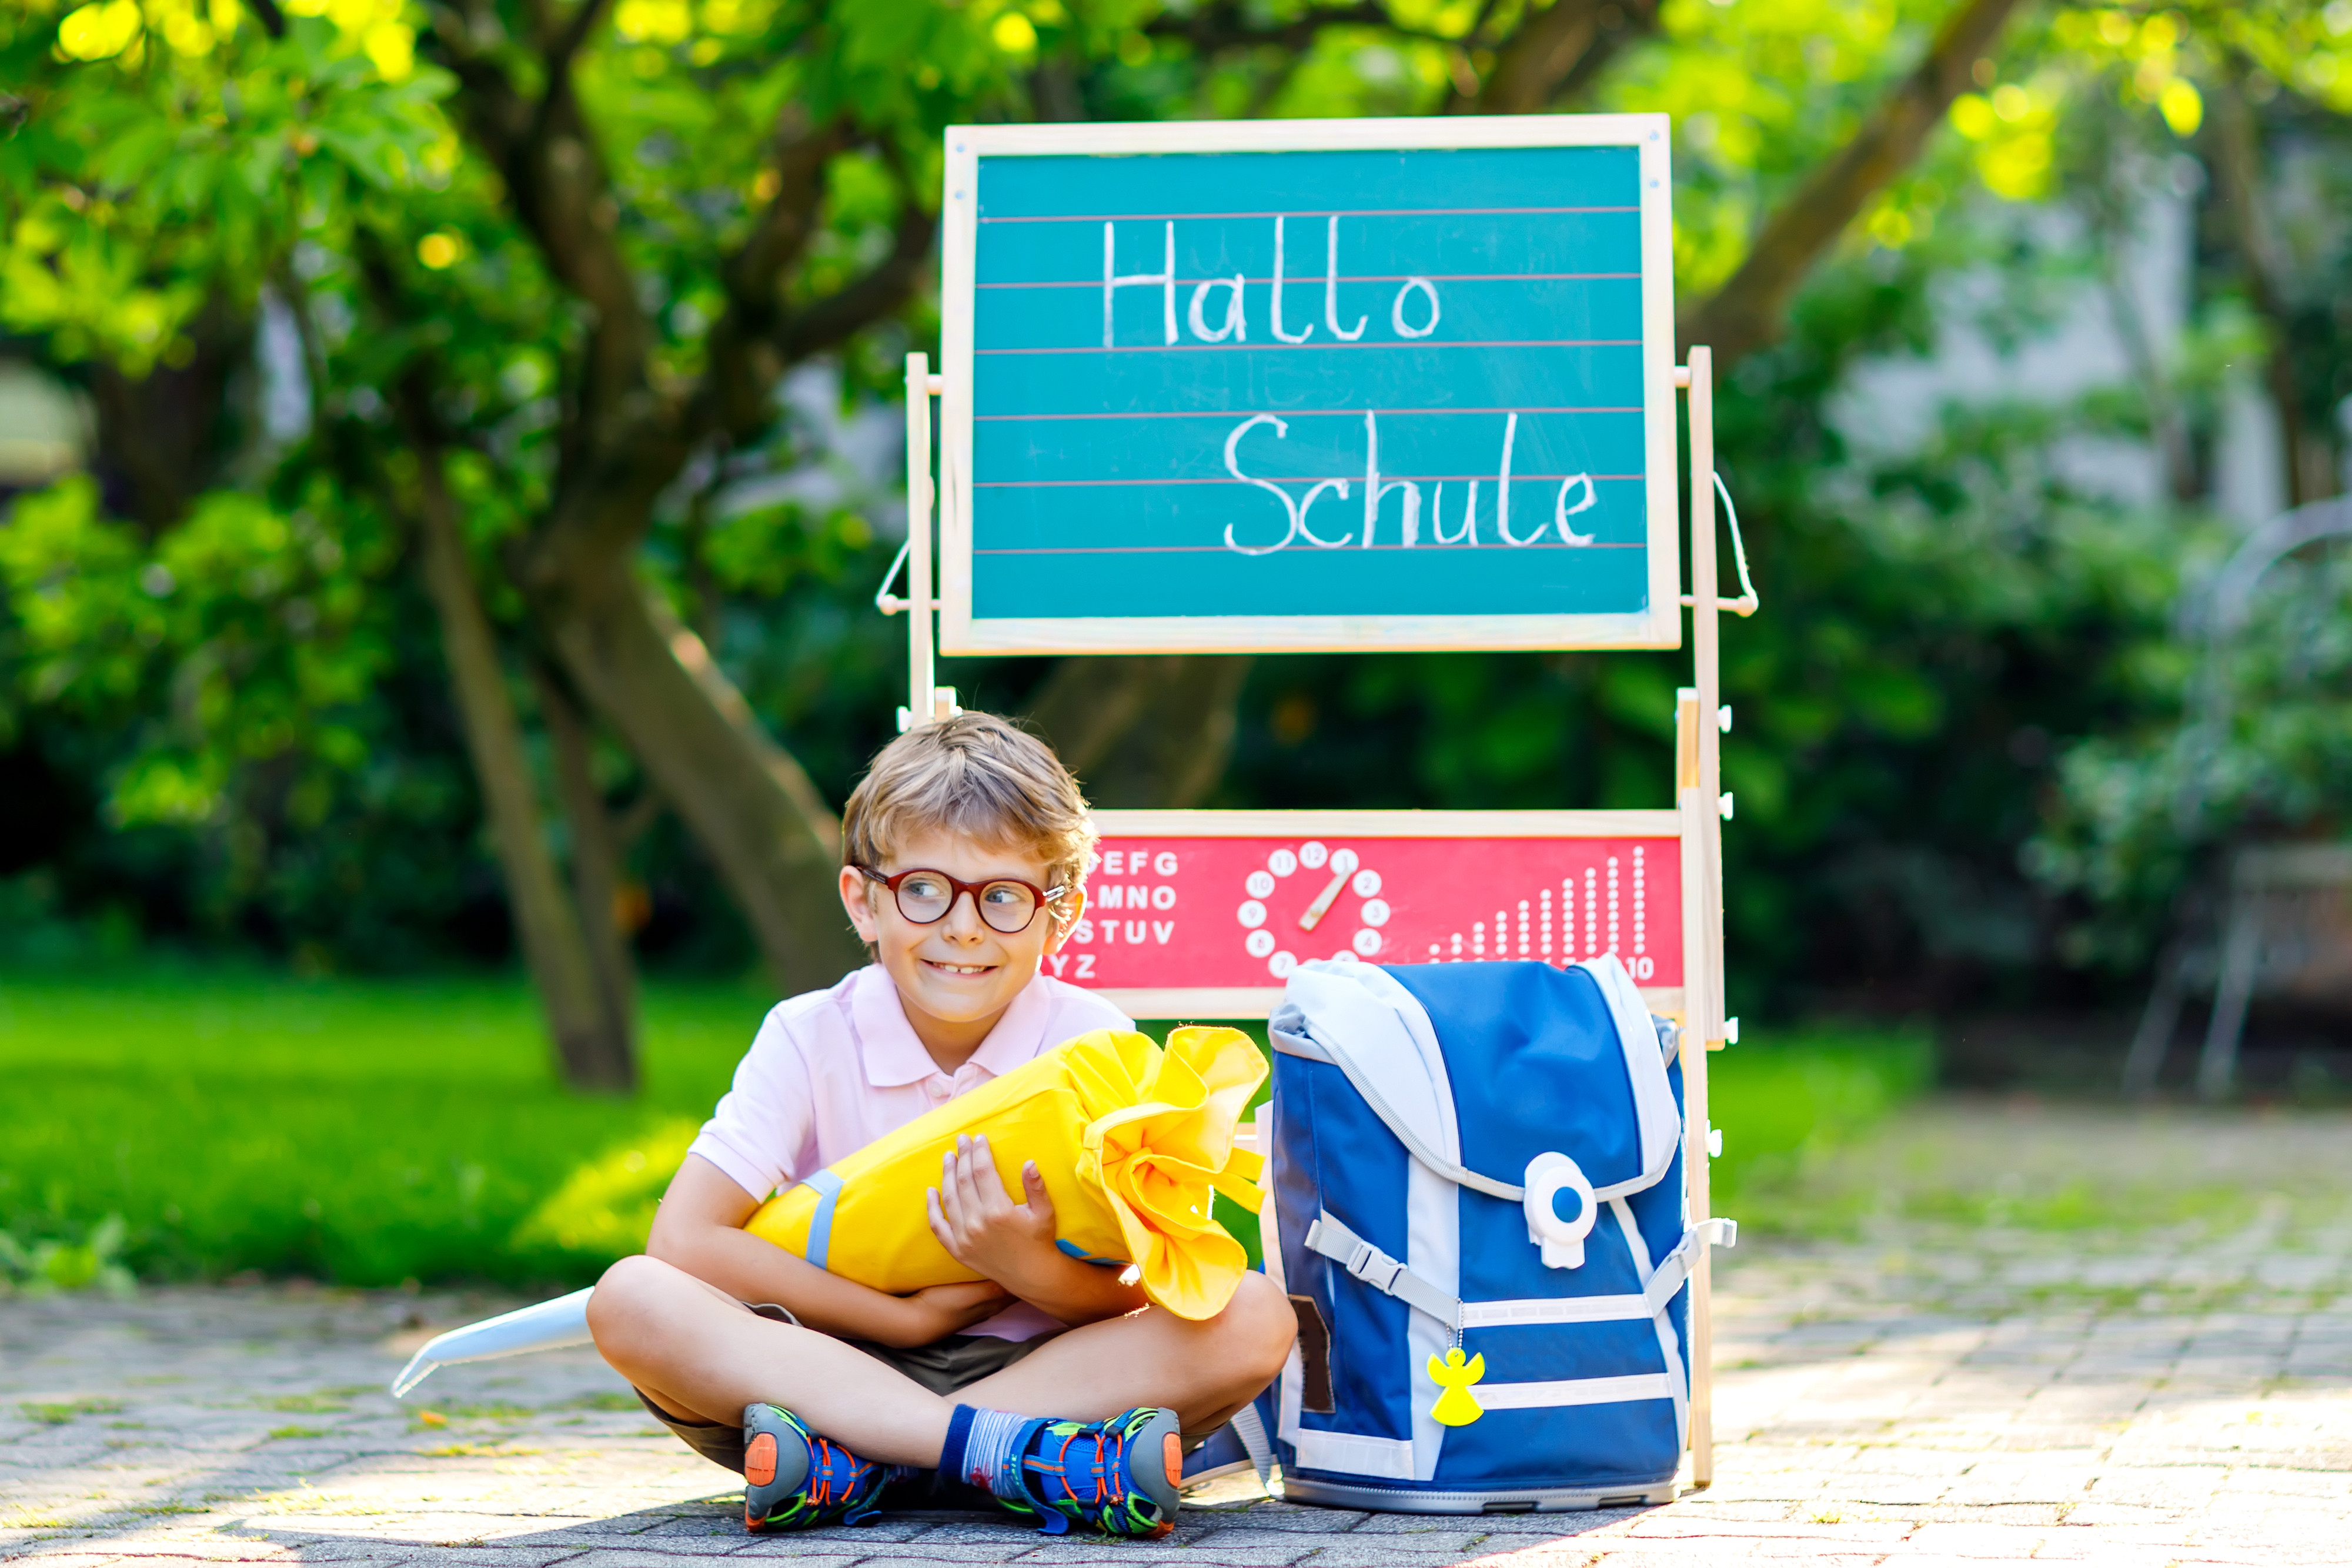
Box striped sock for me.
[941,1405,1037,1499]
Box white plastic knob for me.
[1719,793,1735,821]
[1522,1152,1597,1271]
[1707,1126,1724,1159]
[1718,705,1733,734]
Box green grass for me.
[19,1398,125,1423]
[1,964,1933,1286]
[0,965,774,1288]
[1705,1021,1936,1227]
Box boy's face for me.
[838,827,1084,1037]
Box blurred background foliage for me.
[3,0,2351,1057]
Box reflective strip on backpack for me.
[1458,1293,1652,1328]
[1475,1372,1678,1410]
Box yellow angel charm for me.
[1427,1346,1486,1426]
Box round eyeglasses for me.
[858,865,1066,935]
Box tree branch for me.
[1145,0,1397,56]
[423,12,654,444]
[1459,0,1656,115]
[706,107,850,437]
[773,196,937,364]
[1681,0,2026,370]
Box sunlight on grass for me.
[0,965,774,1286]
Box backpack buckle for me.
[1344,1241,1404,1293]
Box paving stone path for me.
[5,1100,2350,1567]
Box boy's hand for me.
[927,1135,1061,1292]
[878,1278,1013,1348]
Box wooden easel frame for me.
[886,346,1740,1490]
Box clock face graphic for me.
[1233,840,1391,980]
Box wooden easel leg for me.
[904,353,937,730]
[1682,347,1725,1492]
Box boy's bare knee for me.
[1222,1272,1298,1382]
[586,1253,674,1356]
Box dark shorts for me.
[637,1302,1045,1475]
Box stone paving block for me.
[1883,1522,2054,1557]
[974,1552,1315,1568]
[493,1536,728,1558]
[563,1556,861,1568]
[1453,1513,1642,1537]
[1183,1509,1365,1535]
[765,1543,1027,1566]
[2079,1465,2227,1507]
[1238,1540,1468,1567]
[1578,1550,1886,1568]
[296,1550,578,1568]
[612,1523,736,1549]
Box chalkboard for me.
[936,116,1681,656]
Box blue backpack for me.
[1251,955,1731,1513]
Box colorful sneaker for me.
[740,1403,908,1532]
[991,1406,1185,1538]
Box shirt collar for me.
[850,963,1054,1087]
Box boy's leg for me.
[948,1271,1297,1436]
[592,1258,1295,1461]
[588,1254,957,1466]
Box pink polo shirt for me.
[689,962,1131,1340]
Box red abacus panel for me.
[1045,834,1682,992]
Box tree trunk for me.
[533,658,640,1088]
[85,297,252,533]
[405,422,636,1092]
[532,555,866,992]
[1681,0,2028,370]
[1025,655,1254,808]
[2209,75,2327,509]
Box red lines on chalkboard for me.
[977,273,1643,288]
[975,339,1642,355]
[970,407,1645,420]
[973,474,1644,487]
[978,205,1641,222]
[971,541,1646,554]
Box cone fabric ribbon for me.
[744,1027,1267,1320]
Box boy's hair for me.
[841,711,1095,926]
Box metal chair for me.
[2123,844,2352,1098]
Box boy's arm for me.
[928,1136,1151,1327]
[647,1154,1011,1347]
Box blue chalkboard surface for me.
[938,119,1680,654]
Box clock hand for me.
[1297,868,1349,932]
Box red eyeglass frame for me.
[856,865,1070,933]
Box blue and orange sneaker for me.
[988,1406,1185,1538]
[740,1403,911,1532]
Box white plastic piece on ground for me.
[389,1287,596,1400]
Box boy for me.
[588,713,1295,1538]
